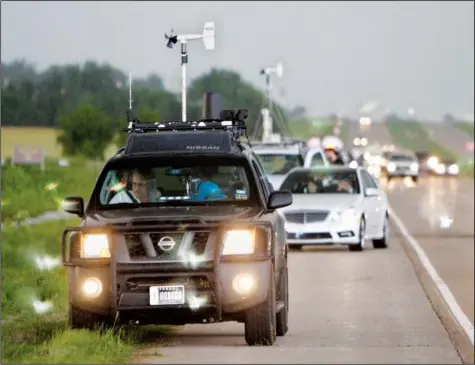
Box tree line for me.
[2,59,291,159]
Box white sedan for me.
[278,166,389,251]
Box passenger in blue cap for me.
[195,166,226,201]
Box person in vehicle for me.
[195,166,226,201]
[274,155,300,174]
[324,147,345,165]
[109,169,159,204]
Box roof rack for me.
[123,108,251,145]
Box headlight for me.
[349,160,358,169]
[410,163,419,172]
[387,162,396,172]
[332,208,359,223]
[81,234,110,258]
[222,230,255,255]
[435,164,446,174]
[448,164,459,174]
[427,156,439,168]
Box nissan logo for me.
[157,236,176,252]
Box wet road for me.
[423,123,474,160]
[345,121,394,147]
[137,231,463,364]
[384,176,474,325]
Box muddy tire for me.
[276,265,289,336]
[244,270,277,346]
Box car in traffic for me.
[60,109,292,346]
[381,151,420,182]
[278,166,389,252]
[430,158,460,176]
[253,143,305,189]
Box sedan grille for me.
[284,211,329,224]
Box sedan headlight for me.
[332,208,359,223]
[387,162,396,172]
[81,234,110,258]
[410,162,419,172]
[448,164,459,174]
[222,230,255,255]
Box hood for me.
[83,205,258,227]
[281,194,361,212]
[267,175,286,190]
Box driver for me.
[195,166,226,201]
[109,169,159,204]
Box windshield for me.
[280,169,360,194]
[255,153,303,175]
[95,157,257,208]
[390,154,415,162]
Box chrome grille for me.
[284,211,329,224]
[124,231,211,260]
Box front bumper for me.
[285,217,361,245]
[62,223,274,325]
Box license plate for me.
[149,285,185,306]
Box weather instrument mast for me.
[259,62,283,142]
[165,22,216,121]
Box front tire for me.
[276,265,289,336]
[411,176,419,183]
[244,270,277,346]
[349,218,365,252]
[373,215,389,249]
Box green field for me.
[385,120,458,160]
[1,127,119,159]
[1,219,172,363]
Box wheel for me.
[373,214,389,249]
[411,176,418,183]
[348,217,365,252]
[244,269,277,346]
[276,265,289,336]
[289,245,302,251]
[69,304,112,330]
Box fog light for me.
[82,277,103,298]
[232,273,255,295]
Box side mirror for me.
[365,188,379,197]
[267,191,293,210]
[63,196,84,217]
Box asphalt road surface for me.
[423,123,474,160]
[345,121,394,147]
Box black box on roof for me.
[124,130,238,156]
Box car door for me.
[361,170,386,236]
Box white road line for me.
[389,206,475,345]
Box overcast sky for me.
[2,1,474,120]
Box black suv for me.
[61,109,293,346]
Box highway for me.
[132,122,473,364]
[345,121,394,147]
[423,123,474,160]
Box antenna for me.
[259,62,284,141]
[165,22,215,121]
[128,72,133,110]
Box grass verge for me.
[1,219,172,364]
[453,122,474,139]
[385,120,458,160]
[1,157,100,222]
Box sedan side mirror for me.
[365,188,379,197]
[267,191,293,210]
[63,196,84,217]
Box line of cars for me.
[253,137,389,252]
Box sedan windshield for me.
[255,153,303,175]
[95,156,257,208]
[280,169,360,194]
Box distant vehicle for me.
[278,166,389,251]
[359,117,372,127]
[353,136,368,147]
[253,144,305,189]
[303,147,330,168]
[381,151,420,182]
[430,158,459,176]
